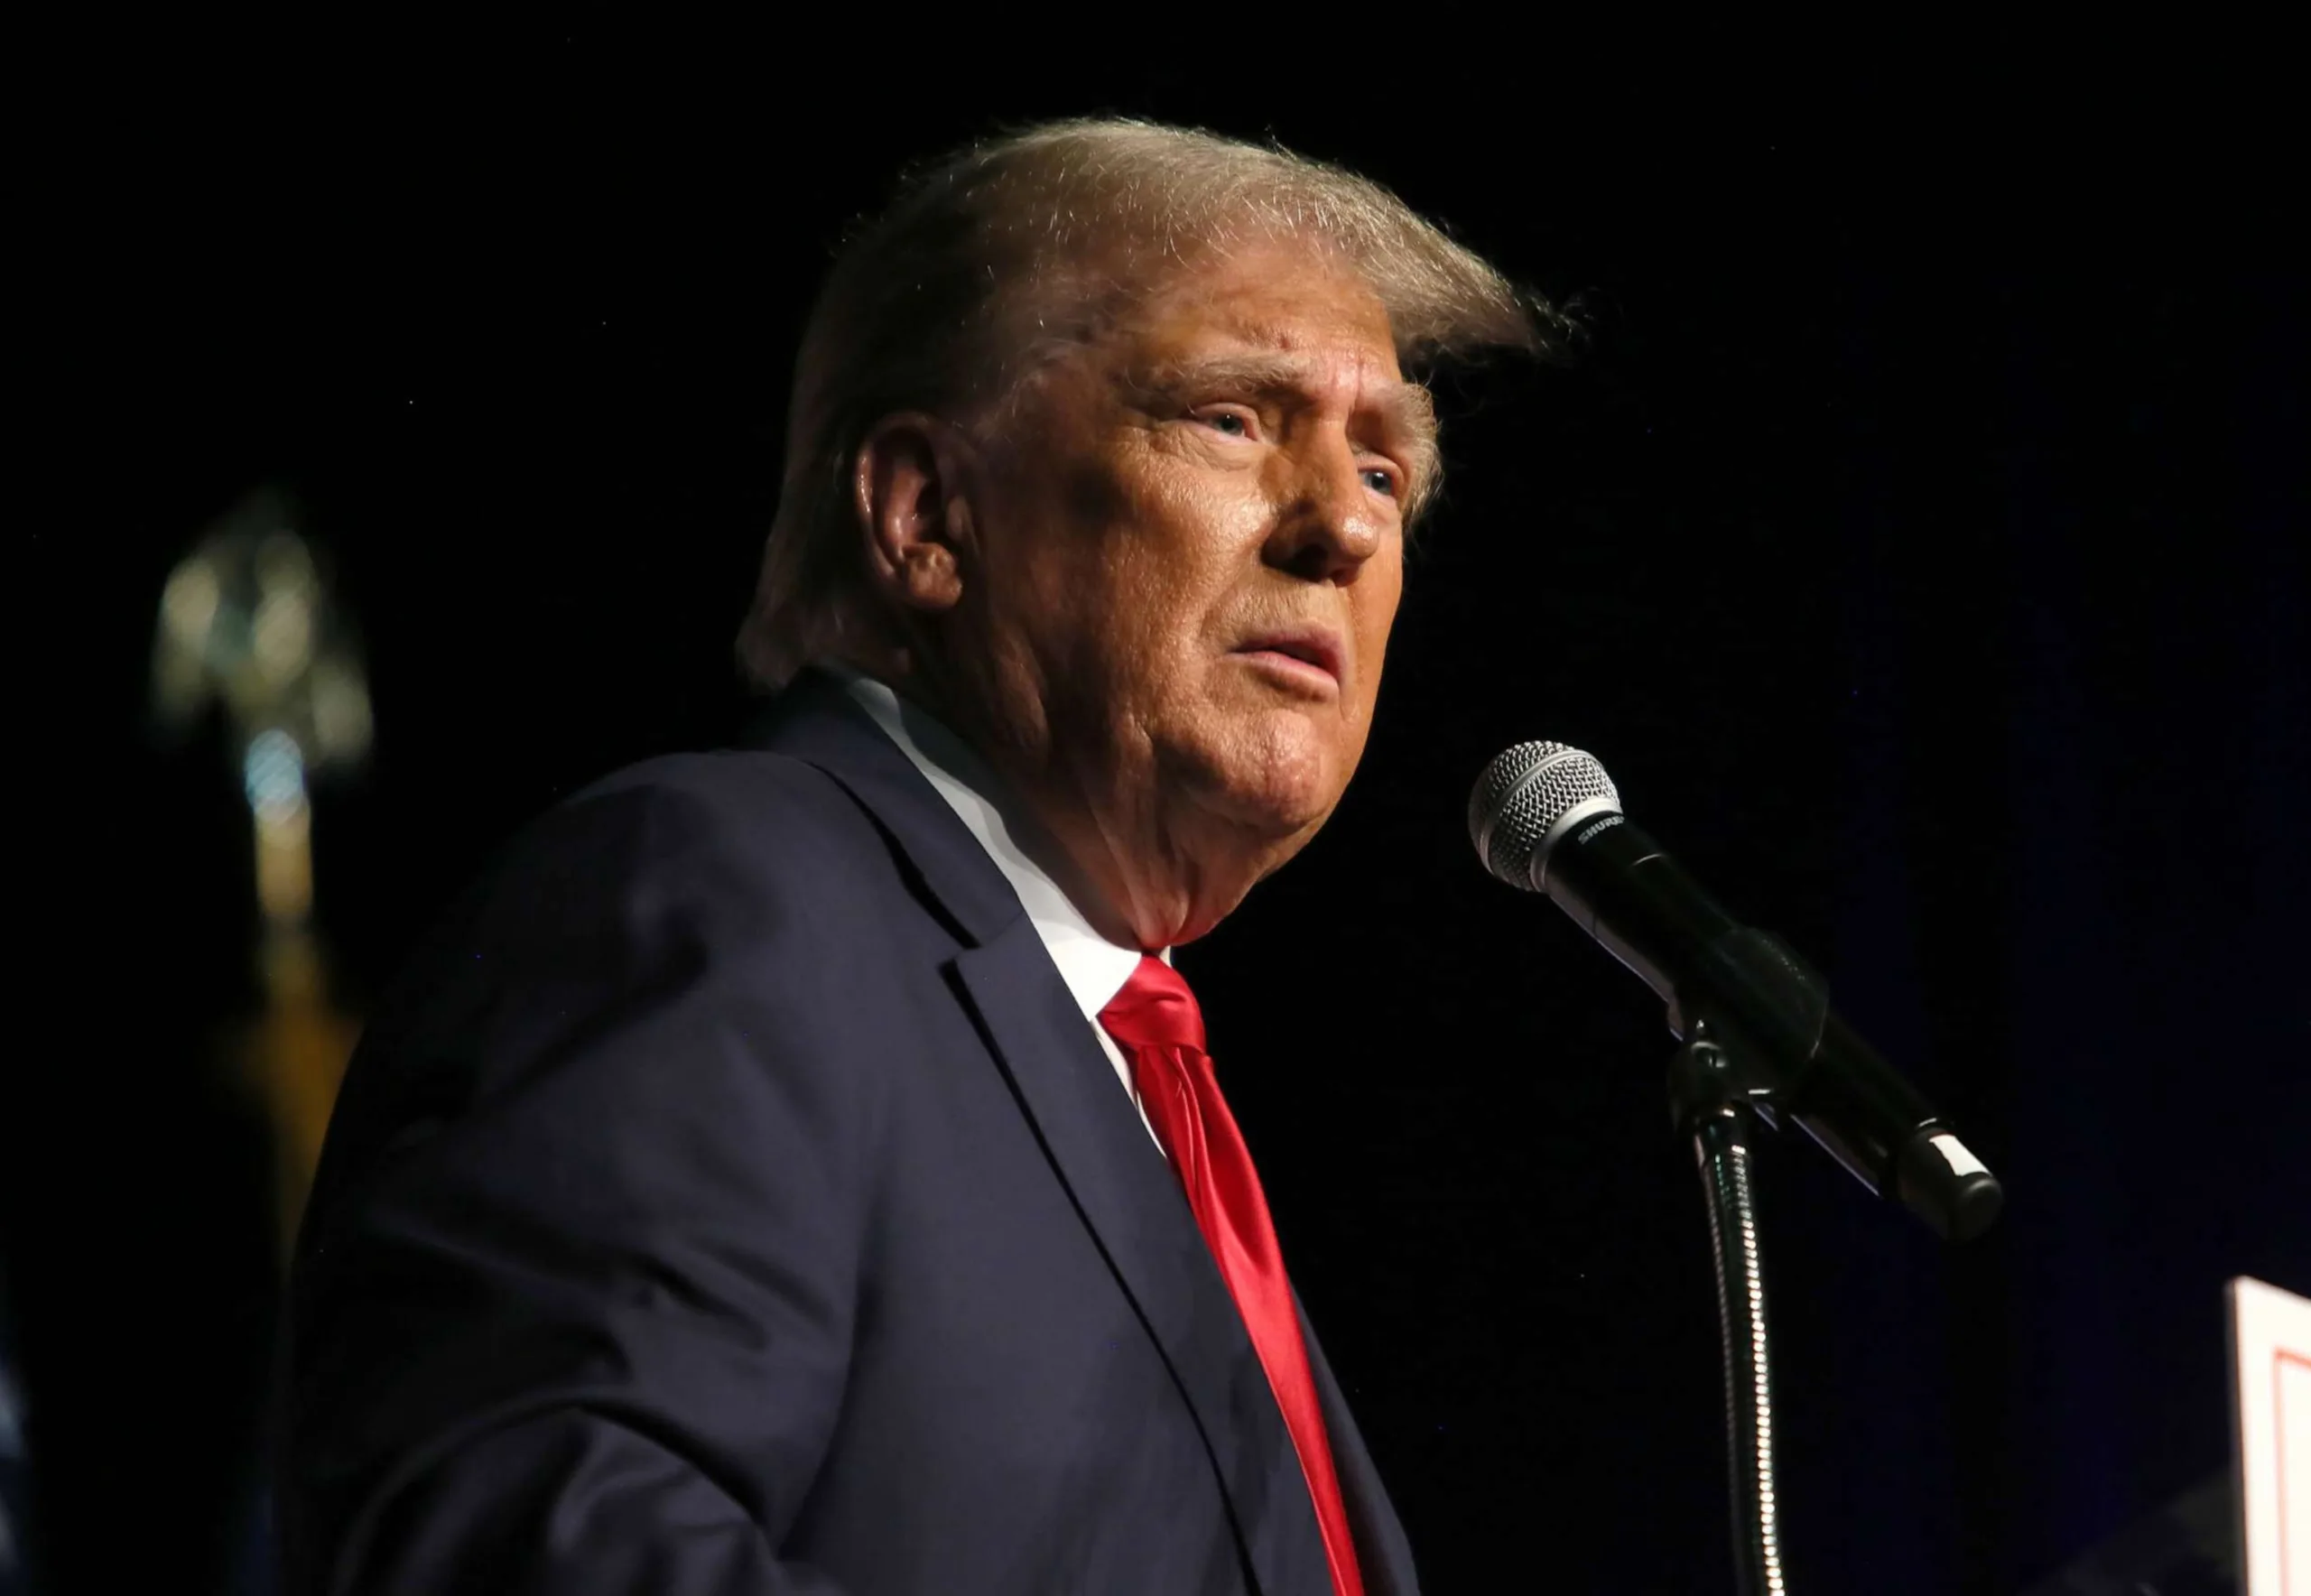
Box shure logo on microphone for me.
[1576,814,1626,844]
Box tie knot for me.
[1098,954,1206,1053]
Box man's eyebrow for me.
[1123,353,1442,488]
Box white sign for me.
[2231,1275,2311,1595]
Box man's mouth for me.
[1230,627,1344,692]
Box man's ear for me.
[853,413,978,615]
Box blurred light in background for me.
[151,490,371,1251]
[153,493,374,774]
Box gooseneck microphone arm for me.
[1673,1019,1787,1596]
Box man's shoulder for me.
[563,745,877,859]
[427,745,914,970]
[341,744,936,1127]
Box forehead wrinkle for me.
[1131,351,1434,435]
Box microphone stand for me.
[1667,1014,1788,1596]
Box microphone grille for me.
[1468,740,1622,888]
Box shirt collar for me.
[825,665,1154,1022]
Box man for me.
[281,118,1552,1594]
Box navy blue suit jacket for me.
[281,673,1419,1595]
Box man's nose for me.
[1264,436,1388,584]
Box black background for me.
[17,18,2309,1594]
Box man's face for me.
[948,244,1427,939]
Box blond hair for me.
[736,117,1561,689]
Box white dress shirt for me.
[831,668,1163,1142]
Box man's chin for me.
[1195,727,1350,840]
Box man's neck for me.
[819,662,1155,955]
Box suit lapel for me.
[951,923,1329,1594]
[750,677,1331,1594]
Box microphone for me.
[1470,740,2003,1241]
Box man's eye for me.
[1200,411,1250,437]
[1362,467,1398,497]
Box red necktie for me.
[1100,955,1366,1596]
